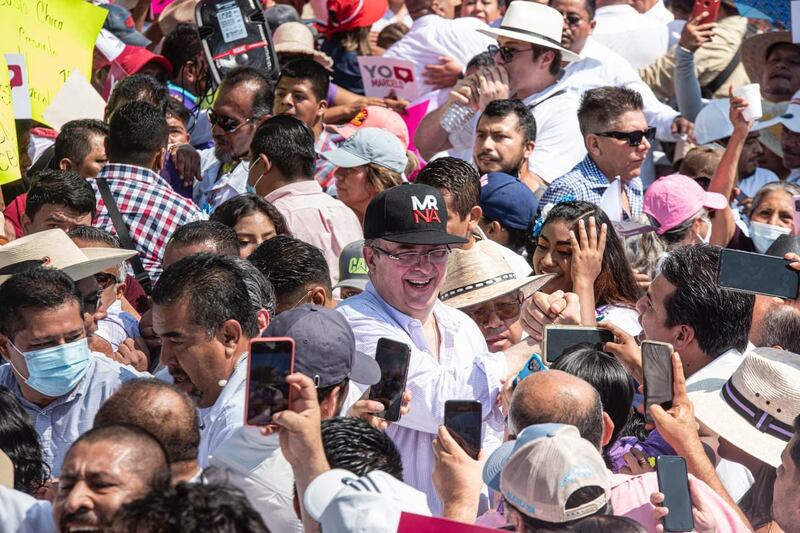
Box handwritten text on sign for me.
[357,56,420,101]
[0,55,22,184]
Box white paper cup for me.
[734,84,763,121]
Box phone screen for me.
[368,338,411,422]
[642,341,674,423]
[718,248,800,299]
[657,456,694,531]
[444,400,482,460]
[246,339,294,426]
[544,326,614,363]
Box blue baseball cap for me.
[483,423,570,492]
[479,173,538,231]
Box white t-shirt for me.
[593,4,670,69]
[371,7,413,33]
[738,167,780,198]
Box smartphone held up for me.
[368,338,412,422]
[245,337,295,427]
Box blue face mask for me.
[10,337,91,397]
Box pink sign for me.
[397,512,499,532]
[151,0,175,17]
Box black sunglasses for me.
[596,127,656,147]
[208,109,254,133]
[487,44,535,63]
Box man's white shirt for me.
[593,4,669,69]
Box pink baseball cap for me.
[331,105,410,149]
[644,174,728,235]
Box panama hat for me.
[477,2,581,63]
[0,229,137,285]
[741,31,791,87]
[273,22,334,70]
[439,240,554,308]
[688,347,800,468]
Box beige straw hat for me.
[273,22,334,70]
[440,240,553,309]
[741,31,791,87]
[688,347,800,468]
[0,229,137,285]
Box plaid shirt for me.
[92,163,203,282]
[539,155,643,219]
[314,125,345,192]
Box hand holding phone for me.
[691,0,720,24]
[444,400,482,460]
[543,325,614,363]
[245,338,295,427]
[642,341,674,423]
[368,338,412,422]
[656,456,694,531]
[717,248,800,299]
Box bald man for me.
[94,378,201,483]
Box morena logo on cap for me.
[411,195,441,224]
[348,257,368,275]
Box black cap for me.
[264,305,380,388]
[265,4,301,34]
[766,234,800,258]
[364,183,468,245]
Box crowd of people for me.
[1,0,800,531]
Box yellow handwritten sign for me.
[0,0,108,125]
[0,55,21,184]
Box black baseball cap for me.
[364,183,468,245]
[264,305,380,388]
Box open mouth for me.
[405,279,433,290]
[63,523,101,532]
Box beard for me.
[214,145,235,164]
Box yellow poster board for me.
[0,55,21,184]
[0,0,108,125]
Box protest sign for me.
[43,69,106,131]
[0,0,108,125]
[0,56,22,185]
[357,56,420,101]
[4,54,32,119]
[793,1,800,43]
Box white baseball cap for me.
[695,98,771,145]
[303,469,431,532]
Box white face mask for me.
[749,221,791,254]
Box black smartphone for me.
[543,325,615,364]
[718,248,800,299]
[368,338,412,422]
[657,455,694,532]
[642,340,674,423]
[245,337,295,427]
[444,400,482,460]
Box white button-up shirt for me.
[0,485,55,533]
[562,37,680,141]
[337,283,508,514]
[195,149,249,214]
[593,4,669,69]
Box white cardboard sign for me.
[5,54,32,120]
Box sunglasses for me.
[596,127,656,147]
[487,44,535,63]
[562,13,584,25]
[208,109,254,133]
[463,292,524,325]
[94,272,118,290]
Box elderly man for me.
[337,183,539,513]
[415,2,586,186]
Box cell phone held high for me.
[444,400,482,460]
[717,248,800,300]
[691,0,720,24]
[245,337,294,427]
[657,455,694,532]
[642,340,674,424]
[368,338,412,422]
[542,325,614,364]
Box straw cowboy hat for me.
[440,240,554,309]
[273,22,334,70]
[741,31,791,88]
[478,2,581,63]
[0,229,137,285]
[688,347,800,468]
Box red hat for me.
[325,0,387,35]
[331,105,409,149]
[116,45,173,77]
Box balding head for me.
[508,370,604,448]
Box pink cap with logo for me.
[643,174,728,235]
[331,105,410,149]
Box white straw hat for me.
[478,2,581,63]
[273,22,334,70]
[688,347,800,467]
[694,98,771,145]
[0,229,137,285]
[440,240,554,308]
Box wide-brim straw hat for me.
[440,240,554,309]
[273,22,334,70]
[741,31,791,87]
[688,347,800,468]
[0,229,137,285]
[477,2,581,63]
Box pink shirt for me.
[265,180,363,285]
[610,472,750,532]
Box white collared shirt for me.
[337,283,508,515]
[738,167,779,198]
[195,149,249,214]
[197,353,248,468]
[562,37,679,141]
[593,4,669,69]
[643,1,674,25]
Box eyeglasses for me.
[487,44,535,63]
[369,245,451,267]
[595,127,656,147]
[208,109,255,133]
[463,292,524,325]
[94,272,118,290]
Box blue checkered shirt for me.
[539,155,643,219]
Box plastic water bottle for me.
[440,103,477,134]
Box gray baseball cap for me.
[335,240,369,292]
[322,128,408,174]
[264,305,380,388]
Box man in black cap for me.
[337,183,538,513]
[208,304,380,533]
